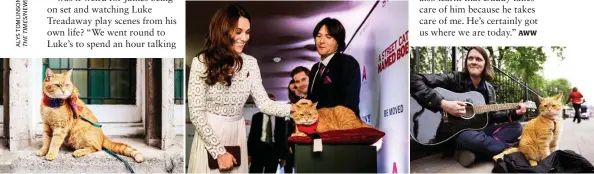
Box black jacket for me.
[410,71,520,124]
[493,150,594,173]
[307,52,361,118]
[247,112,294,159]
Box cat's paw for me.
[529,160,538,166]
[492,154,503,162]
[36,149,48,157]
[72,150,89,158]
[45,152,57,161]
[291,132,307,137]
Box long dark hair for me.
[463,46,494,81]
[313,17,347,53]
[288,80,300,104]
[200,4,250,86]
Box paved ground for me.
[0,136,184,173]
[411,118,593,173]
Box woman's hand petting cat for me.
[217,152,237,171]
[516,100,528,115]
[440,100,466,117]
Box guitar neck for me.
[474,103,518,114]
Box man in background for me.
[248,94,292,173]
[284,79,304,173]
[291,66,310,99]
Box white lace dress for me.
[187,53,291,173]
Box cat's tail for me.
[102,137,145,163]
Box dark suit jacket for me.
[307,52,361,118]
[247,112,294,159]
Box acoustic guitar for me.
[410,87,537,146]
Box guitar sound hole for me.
[463,103,474,119]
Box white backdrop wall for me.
[345,10,380,128]
[376,1,409,173]
[344,1,409,173]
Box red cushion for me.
[288,127,385,145]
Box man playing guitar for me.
[410,47,528,167]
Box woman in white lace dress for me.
[187,4,310,173]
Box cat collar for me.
[42,95,67,108]
[297,121,319,135]
[42,93,102,128]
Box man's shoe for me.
[457,150,476,168]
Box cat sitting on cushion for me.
[291,103,372,137]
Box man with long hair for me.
[410,47,527,167]
[307,17,362,118]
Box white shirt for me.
[311,52,336,90]
[260,114,275,143]
[321,52,336,66]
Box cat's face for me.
[538,92,563,119]
[292,103,318,125]
[43,68,74,99]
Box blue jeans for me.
[456,122,523,157]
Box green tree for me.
[411,46,567,101]
[503,47,547,82]
[411,47,453,74]
[544,78,572,101]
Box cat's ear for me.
[45,68,53,81]
[554,92,564,101]
[66,69,73,79]
[312,102,318,108]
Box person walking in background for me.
[187,4,310,173]
[566,87,585,123]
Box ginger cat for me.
[38,68,144,162]
[493,92,563,166]
[291,103,372,137]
